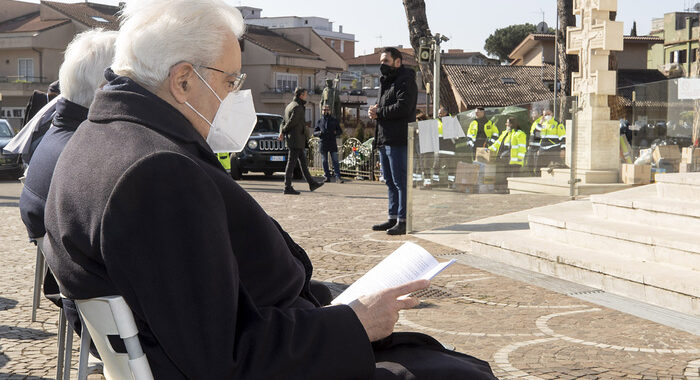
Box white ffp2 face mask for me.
[185,69,257,153]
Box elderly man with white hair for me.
[42,1,495,379]
[19,30,118,344]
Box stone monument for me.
[508,0,629,194]
[565,0,624,180]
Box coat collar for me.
[89,68,219,165]
[52,98,88,132]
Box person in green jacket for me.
[279,87,324,194]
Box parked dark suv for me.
[228,113,291,179]
[0,119,22,179]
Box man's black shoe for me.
[336,177,344,183]
[387,221,406,235]
[309,181,324,192]
[372,219,396,231]
[284,187,300,195]
[324,177,331,183]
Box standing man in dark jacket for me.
[314,104,344,183]
[369,47,417,235]
[280,87,323,194]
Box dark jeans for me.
[284,148,315,188]
[321,150,341,179]
[378,145,407,221]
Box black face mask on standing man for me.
[380,64,397,77]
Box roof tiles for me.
[443,64,555,108]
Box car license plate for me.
[270,156,286,162]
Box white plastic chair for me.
[75,296,154,380]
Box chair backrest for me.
[75,296,154,380]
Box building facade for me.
[650,12,699,77]
[508,33,662,70]
[237,6,356,60]
[241,25,353,126]
[0,0,118,130]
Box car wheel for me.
[230,159,243,180]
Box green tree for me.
[484,23,552,63]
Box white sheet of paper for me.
[441,116,465,139]
[4,95,61,155]
[417,120,440,154]
[331,242,456,305]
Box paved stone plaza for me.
[1,176,699,379]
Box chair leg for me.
[56,310,67,380]
[77,322,91,380]
[64,323,74,380]
[32,247,45,322]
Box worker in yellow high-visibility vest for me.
[489,117,527,185]
[465,107,499,162]
[216,152,232,173]
[527,108,565,175]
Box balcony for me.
[0,76,50,97]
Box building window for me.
[340,40,345,53]
[1,107,25,119]
[692,48,697,63]
[670,51,676,63]
[18,58,34,82]
[91,16,108,23]
[305,107,312,123]
[330,40,335,48]
[275,73,298,92]
[500,77,517,85]
[306,76,313,91]
[679,49,688,64]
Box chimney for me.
[339,25,343,33]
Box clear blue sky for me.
[26,0,686,57]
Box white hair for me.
[112,0,246,91]
[59,29,118,108]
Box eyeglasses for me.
[199,65,247,92]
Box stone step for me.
[655,172,700,200]
[528,209,700,271]
[540,168,619,185]
[507,177,632,196]
[469,230,700,316]
[591,185,700,231]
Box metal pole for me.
[553,4,559,119]
[406,123,416,233]
[569,100,578,199]
[687,17,692,78]
[433,37,440,119]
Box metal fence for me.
[308,137,380,180]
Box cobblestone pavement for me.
[1,176,699,380]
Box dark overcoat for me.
[374,66,418,148]
[313,114,342,152]
[281,97,308,149]
[43,69,496,380]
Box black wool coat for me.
[43,70,375,379]
[374,66,418,148]
[20,97,88,240]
